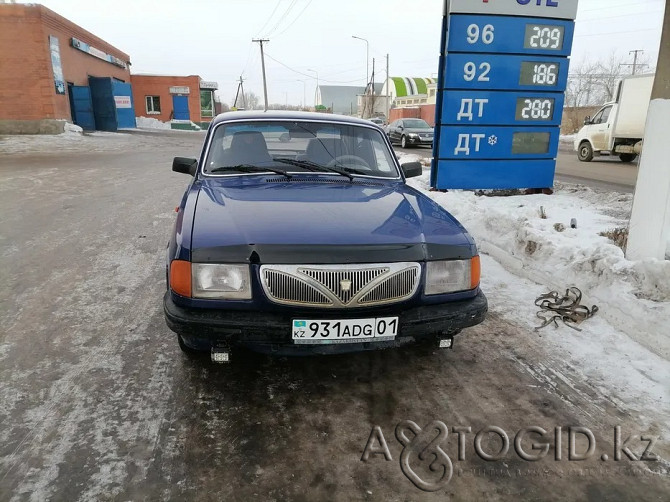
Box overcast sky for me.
[25,0,666,106]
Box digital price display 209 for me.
[432,0,577,190]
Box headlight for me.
[192,263,251,299]
[408,133,419,138]
[425,257,480,295]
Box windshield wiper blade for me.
[210,164,292,178]
[273,158,353,180]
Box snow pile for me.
[135,116,171,130]
[402,158,670,360]
[63,122,83,134]
[559,133,576,147]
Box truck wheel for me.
[578,142,593,162]
[401,135,408,148]
[619,153,637,163]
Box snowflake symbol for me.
[488,135,498,146]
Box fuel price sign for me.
[432,0,579,190]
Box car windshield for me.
[403,119,431,129]
[204,120,399,178]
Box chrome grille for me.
[260,263,421,308]
[359,268,418,305]
[300,267,387,304]
[263,269,331,305]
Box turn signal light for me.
[470,255,481,289]
[170,260,192,297]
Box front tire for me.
[619,153,637,162]
[578,142,593,162]
[401,135,408,148]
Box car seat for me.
[225,131,272,166]
[304,138,348,166]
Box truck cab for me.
[574,73,654,163]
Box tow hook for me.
[211,345,231,363]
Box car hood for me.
[190,177,475,264]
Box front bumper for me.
[407,135,433,145]
[164,290,487,355]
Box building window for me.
[146,96,161,114]
[200,90,214,118]
[429,89,436,97]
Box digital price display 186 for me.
[431,1,578,190]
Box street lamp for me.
[297,79,306,110]
[352,35,369,91]
[307,68,319,108]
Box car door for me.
[590,105,613,151]
[390,120,402,144]
[386,120,395,142]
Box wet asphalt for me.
[0,132,667,501]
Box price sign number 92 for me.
[467,24,495,44]
[464,62,491,82]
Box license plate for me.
[292,317,398,345]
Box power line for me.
[574,27,659,38]
[265,0,299,37]
[578,0,661,13]
[256,0,283,37]
[240,42,255,77]
[578,9,665,23]
[273,0,313,39]
[264,52,366,84]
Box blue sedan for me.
[164,111,486,361]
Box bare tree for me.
[232,92,260,110]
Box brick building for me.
[0,3,133,133]
[130,74,218,129]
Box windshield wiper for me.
[273,158,354,180]
[209,164,292,179]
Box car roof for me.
[210,110,375,127]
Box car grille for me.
[260,263,421,308]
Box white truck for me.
[574,73,655,162]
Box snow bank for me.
[135,116,171,130]
[400,154,670,360]
[63,122,83,134]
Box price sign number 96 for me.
[466,24,495,44]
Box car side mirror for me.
[173,157,197,176]
[401,161,422,179]
[583,116,591,125]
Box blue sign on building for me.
[431,0,579,189]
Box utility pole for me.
[386,53,390,122]
[352,35,369,91]
[252,38,269,111]
[233,76,246,110]
[308,69,318,108]
[626,2,670,260]
[620,49,646,75]
[368,57,376,118]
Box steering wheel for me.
[326,155,371,171]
